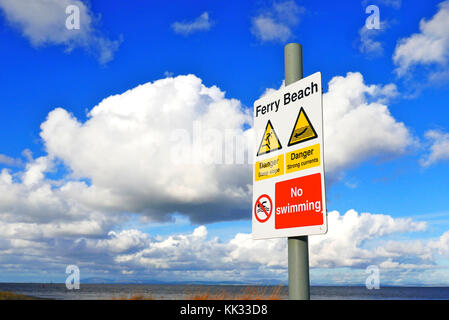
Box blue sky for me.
[1,0,449,286]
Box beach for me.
[1,284,449,300]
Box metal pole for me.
[284,43,310,300]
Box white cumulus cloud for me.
[393,0,449,76]
[171,12,213,36]
[358,20,389,56]
[420,130,449,166]
[107,210,437,284]
[40,74,253,224]
[251,0,304,43]
[323,72,411,175]
[0,0,121,63]
[0,154,19,166]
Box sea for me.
[1,283,449,300]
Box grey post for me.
[284,43,310,300]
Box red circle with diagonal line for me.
[254,194,273,223]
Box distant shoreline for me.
[1,282,449,288]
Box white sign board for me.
[252,72,327,239]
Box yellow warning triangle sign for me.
[288,107,318,146]
[257,120,282,156]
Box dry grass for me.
[1,286,284,300]
[111,293,154,300]
[112,286,285,300]
[0,291,37,300]
[186,286,284,300]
